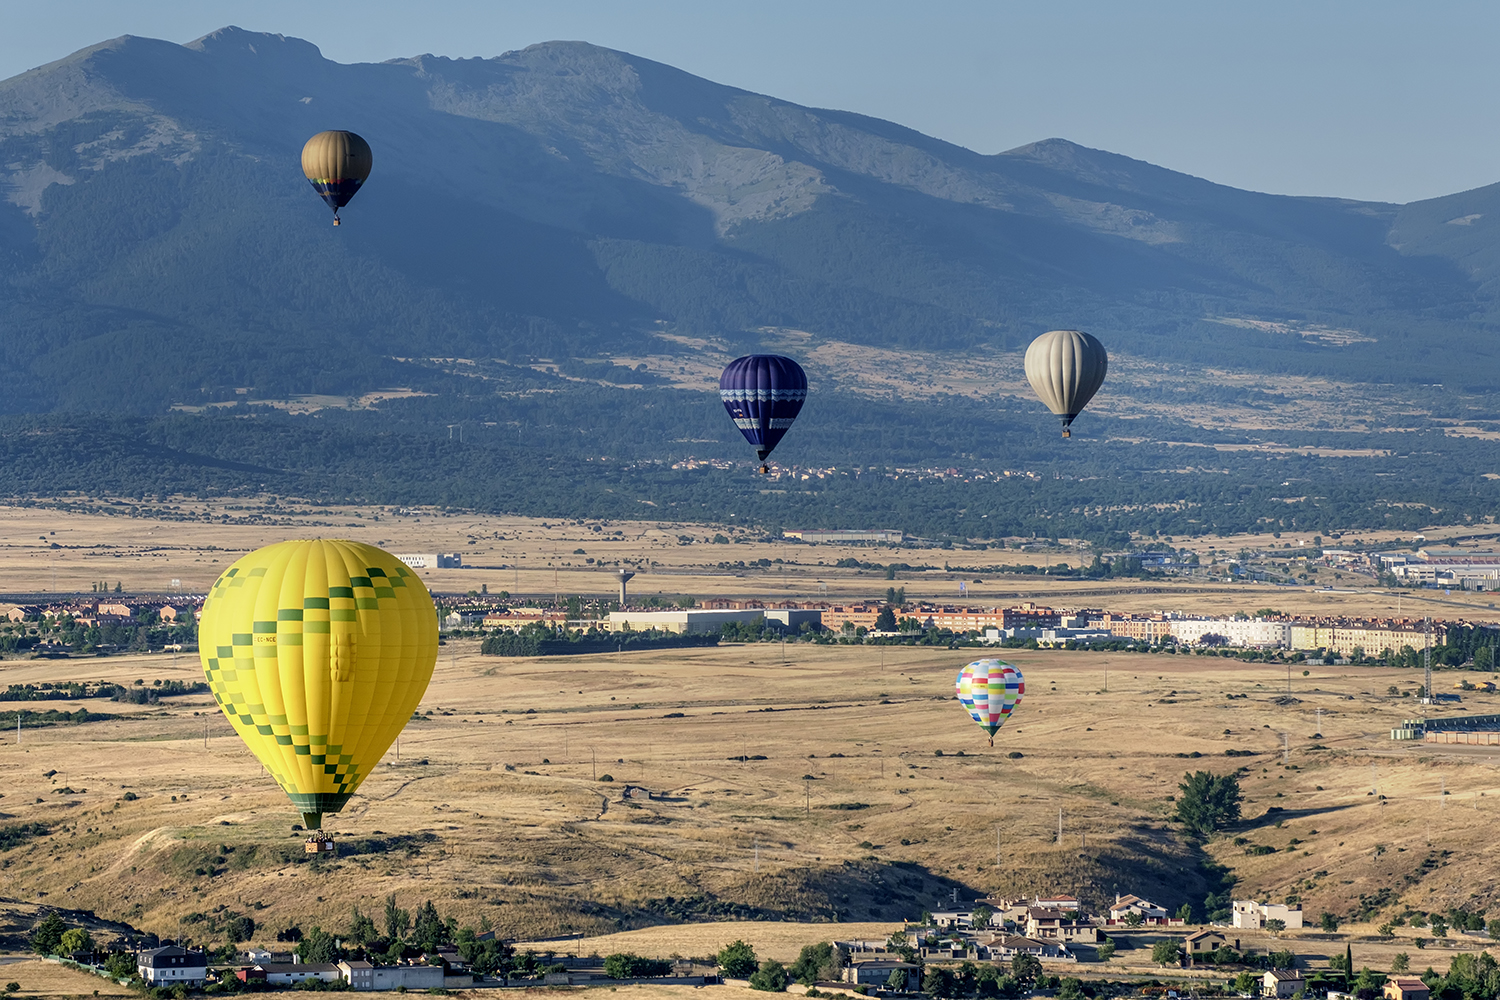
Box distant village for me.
[47,890,1438,1000]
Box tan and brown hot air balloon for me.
[1023,329,1108,438]
[301,130,372,225]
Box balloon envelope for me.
[955,659,1024,745]
[301,130,373,222]
[199,539,437,829]
[1024,330,1108,437]
[719,355,807,465]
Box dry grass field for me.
[3,500,1499,624]
[0,631,1497,977]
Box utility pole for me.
[1424,617,1433,702]
[1282,732,1289,765]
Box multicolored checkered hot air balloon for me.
[199,540,437,838]
[719,355,807,474]
[956,658,1024,746]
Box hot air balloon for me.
[301,130,373,225]
[955,658,1024,746]
[719,355,807,473]
[199,540,437,844]
[1024,330,1108,437]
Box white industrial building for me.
[1170,619,1291,648]
[607,609,765,634]
[395,552,462,569]
[782,529,905,543]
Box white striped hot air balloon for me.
[1024,329,1108,437]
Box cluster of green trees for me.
[0,613,196,657]
[479,623,719,657]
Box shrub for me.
[749,960,787,992]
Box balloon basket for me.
[758,464,769,475]
[304,834,337,855]
[1061,429,1070,438]
[332,218,341,226]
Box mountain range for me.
[2,27,1498,537]
[3,26,1500,412]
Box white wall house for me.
[138,947,208,986]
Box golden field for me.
[0,632,1496,977]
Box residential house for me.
[1384,977,1431,1000]
[981,935,1072,960]
[1108,894,1173,925]
[928,910,973,930]
[846,961,918,990]
[1035,895,1081,912]
[1233,900,1304,929]
[1264,970,1306,998]
[137,946,208,986]
[256,963,343,986]
[1025,908,1100,944]
[1184,930,1239,961]
[242,948,295,964]
[339,960,375,990]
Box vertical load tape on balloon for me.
[198,539,437,830]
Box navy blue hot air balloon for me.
[719,355,807,473]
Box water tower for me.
[616,568,636,605]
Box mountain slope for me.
[1,26,1498,417]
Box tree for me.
[59,928,93,955]
[1058,978,1084,1000]
[1391,953,1410,973]
[226,916,256,944]
[972,904,993,930]
[1010,953,1042,988]
[1124,911,1144,928]
[1152,939,1181,968]
[888,968,909,991]
[790,942,844,985]
[347,908,378,948]
[298,927,338,964]
[875,607,897,631]
[1320,912,1340,933]
[384,894,411,941]
[1177,902,1196,924]
[749,960,788,992]
[1266,919,1287,932]
[412,900,447,952]
[922,967,954,998]
[718,941,758,979]
[104,953,136,978]
[30,913,65,955]
[1097,940,1116,961]
[1430,917,1448,938]
[1174,770,1243,837]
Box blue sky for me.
[4,0,1497,204]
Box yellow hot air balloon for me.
[199,540,437,835]
[301,130,373,225]
[1024,329,1108,437]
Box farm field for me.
[3,500,1499,623]
[0,637,1496,977]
